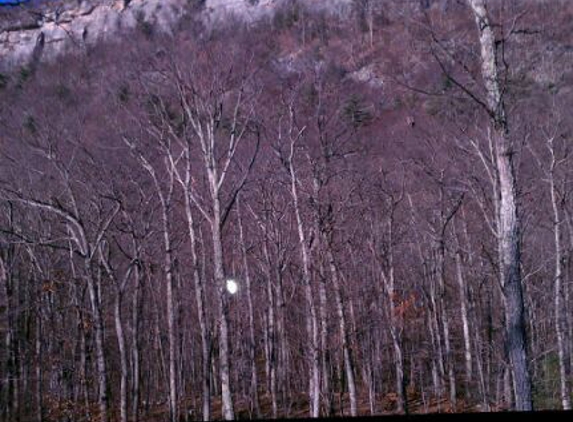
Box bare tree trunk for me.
[385,240,408,414]
[1,255,14,422]
[0,259,7,421]
[467,0,533,410]
[277,273,289,414]
[428,265,445,401]
[548,147,571,410]
[454,250,473,393]
[435,243,456,411]
[288,149,320,418]
[131,263,142,422]
[364,359,376,416]
[503,363,512,408]
[371,196,410,414]
[326,250,357,417]
[211,200,235,421]
[237,199,261,417]
[85,263,109,422]
[462,213,491,410]
[182,172,211,421]
[160,205,178,422]
[123,138,178,421]
[473,330,489,411]
[210,195,234,420]
[410,209,444,406]
[100,241,137,422]
[114,289,128,422]
[317,264,332,416]
[564,208,573,376]
[432,293,445,410]
[261,236,279,418]
[79,315,90,417]
[172,68,257,420]
[267,268,278,418]
[35,309,43,422]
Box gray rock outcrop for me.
[0,0,184,69]
[0,0,354,70]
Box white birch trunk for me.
[467,0,533,410]
[288,155,320,418]
[548,146,571,410]
[326,250,357,416]
[211,203,235,421]
[454,251,473,389]
[131,263,142,422]
[182,175,211,421]
[318,264,332,415]
[160,204,178,422]
[237,199,261,417]
[85,263,109,422]
[114,290,128,422]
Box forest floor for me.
[135,390,506,421]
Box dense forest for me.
[1,0,573,420]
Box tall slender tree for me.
[467,0,533,410]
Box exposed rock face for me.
[0,0,184,69]
[203,0,352,24]
[0,0,354,70]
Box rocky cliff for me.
[0,0,353,70]
[0,1,186,69]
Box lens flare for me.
[226,279,238,294]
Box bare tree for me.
[275,103,321,417]
[168,42,261,420]
[122,136,179,422]
[529,124,572,411]
[237,197,261,417]
[99,237,138,422]
[466,0,533,410]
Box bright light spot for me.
[226,279,238,295]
